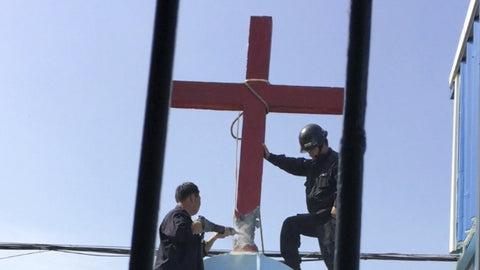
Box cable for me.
[0,243,130,256]
[258,209,265,253]
[230,112,243,140]
[0,243,460,263]
[56,250,129,257]
[206,249,460,262]
[0,250,50,260]
[233,110,241,246]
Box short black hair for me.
[175,182,199,202]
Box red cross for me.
[171,16,343,249]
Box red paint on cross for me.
[171,16,343,247]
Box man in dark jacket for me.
[154,182,233,270]
[263,124,338,270]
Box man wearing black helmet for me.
[263,124,338,270]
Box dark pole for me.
[129,0,179,269]
[335,0,372,269]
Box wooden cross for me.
[171,16,343,251]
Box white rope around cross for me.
[229,79,270,140]
[244,78,270,114]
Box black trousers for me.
[280,211,335,270]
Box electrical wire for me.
[56,250,129,257]
[0,250,50,260]
[0,243,460,262]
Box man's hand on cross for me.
[262,143,270,159]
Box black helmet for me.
[299,124,328,153]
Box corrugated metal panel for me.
[456,15,480,245]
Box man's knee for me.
[281,216,298,236]
[282,216,296,228]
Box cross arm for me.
[256,84,344,114]
[171,81,246,111]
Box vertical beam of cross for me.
[236,17,271,229]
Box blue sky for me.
[0,1,470,269]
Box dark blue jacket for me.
[266,148,338,214]
[155,206,204,270]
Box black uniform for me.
[155,206,204,270]
[266,148,338,270]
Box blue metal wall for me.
[456,16,480,244]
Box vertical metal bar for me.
[335,0,372,269]
[129,1,179,269]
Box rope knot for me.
[244,79,270,114]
